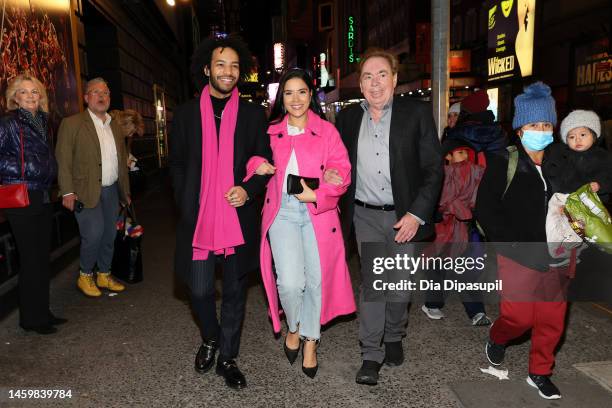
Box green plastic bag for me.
[564,184,612,254]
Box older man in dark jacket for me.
[336,48,443,385]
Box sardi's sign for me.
[487,0,535,81]
[347,16,359,63]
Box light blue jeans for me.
[269,193,322,340]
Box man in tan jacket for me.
[56,77,130,297]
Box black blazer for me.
[336,97,443,242]
[168,98,272,283]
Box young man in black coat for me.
[168,35,272,390]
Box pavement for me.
[1,178,611,408]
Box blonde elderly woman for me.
[110,109,144,169]
[0,74,66,335]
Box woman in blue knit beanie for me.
[475,82,568,400]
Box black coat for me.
[168,98,272,283]
[0,110,57,190]
[544,142,612,197]
[475,143,553,270]
[336,98,443,242]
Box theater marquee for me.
[487,0,535,82]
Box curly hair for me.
[190,34,253,92]
[5,74,49,112]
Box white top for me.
[534,164,547,191]
[88,109,119,186]
[282,123,304,193]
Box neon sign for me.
[347,16,357,63]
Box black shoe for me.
[485,340,505,366]
[301,339,319,379]
[194,339,218,374]
[355,360,381,385]
[216,359,247,389]
[384,341,404,366]
[283,337,301,365]
[20,325,57,335]
[527,374,561,400]
[49,313,68,326]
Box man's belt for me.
[354,199,395,211]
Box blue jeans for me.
[268,193,322,340]
[74,183,120,274]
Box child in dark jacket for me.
[421,138,491,326]
[545,110,612,200]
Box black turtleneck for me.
[210,94,231,136]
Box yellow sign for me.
[245,73,259,83]
[488,6,497,30]
[487,0,535,81]
[501,0,514,18]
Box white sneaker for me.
[471,312,492,326]
[421,305,445,320]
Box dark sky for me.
[239,0,280,58]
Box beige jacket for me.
[55,110,130,208]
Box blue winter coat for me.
[0,109,58,190]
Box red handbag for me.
[0,125,30,208]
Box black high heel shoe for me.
[283,335,301,365]
[302,339,319,379]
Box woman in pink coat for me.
[248,68,355,379]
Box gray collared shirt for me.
[355,98,394,205]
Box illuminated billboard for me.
[487,0,535,81]
[274,43,285,72]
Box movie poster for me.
[573,38,611,110]
[0,0,79,139]
[487,0,536,82]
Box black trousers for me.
[189,255,248,361]
[4,190,53,327]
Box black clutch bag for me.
[287,174,320,195]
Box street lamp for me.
[166,0,176,6]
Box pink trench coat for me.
[249,110,356,333]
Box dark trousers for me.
[189,255,248,361]
[74,184,119,274]
[4,190,53,327]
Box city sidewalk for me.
[1,179,611,408]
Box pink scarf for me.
[192,86,244,260]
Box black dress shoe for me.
[49,313,68,326]
[283,337,301,365]
[355,360,381,385]
[384,341,404,366]
[215,359,247,389]
[20,325,58,335]
[195,339,218,374]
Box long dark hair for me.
[269,68,325,124]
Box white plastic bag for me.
[546,193,584,259]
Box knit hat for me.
[442,138,477,163]
[461,90,489,114]
[448,102,461,114]
[559,110,601,144]
[512,82,557,129]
